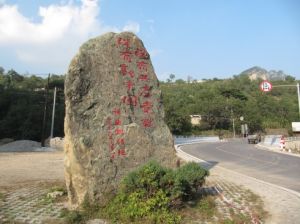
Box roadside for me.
[256,142,300,158]
[1,147,267,224]
[176,144,300,224]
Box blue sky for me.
[0,0,299,80]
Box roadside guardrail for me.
[174,136,220,145]
[262,135,282,147]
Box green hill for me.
[161,73,299,136]
[0,66,298,140]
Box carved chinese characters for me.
[64,32,177,208]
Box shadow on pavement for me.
[197,161,218,170]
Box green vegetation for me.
[61,161,209,224]
[162,74,299,135]
[0,67,64,141]
[0,192,5,201]
[0,65,298,140]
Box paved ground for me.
[0,150,268,224]
[0,152,65,223]
[0,182,66,224]
[0,152,64,187]
[177,143,300,224]
[180,139,300,192]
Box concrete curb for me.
[256,143,300,158]
[175,143,300,199]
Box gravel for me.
[0,140,56,152]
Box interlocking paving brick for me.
[0,178,265,224]
[0,183,65,224]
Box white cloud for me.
[0,0,99,44]
[122,21,140,33]
[146,19,155,33]
[149,49,163,58]
[0,0,140,73]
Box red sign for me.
[260,81,272,92]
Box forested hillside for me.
[162,74,299,135]
[0,66,299,141]
[0,68,65,141]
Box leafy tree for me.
[0,73,65,141]
[165,106,192,135]
[286,75,295,82]
[169,74,175,82]
[0,66,4,75]
[175,79,185,84]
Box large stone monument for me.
[64,32,177,207]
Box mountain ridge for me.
[240,66,289,81]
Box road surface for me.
[181,139,300,192]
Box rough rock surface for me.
[50,137,64,151]
[64,32,177,207]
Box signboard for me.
[292,122,300,132]
[241,124,248,135]
[260,81,272,92]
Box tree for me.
[0,66,4,75]
[285,75,295,82]
[165,106,192,135]
[169,74,175,82]
[175,79,185,84]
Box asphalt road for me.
[181,139,300,193]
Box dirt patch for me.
[0,151,64,188]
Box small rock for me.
[50,137,64,151]
[86,219,107,224]
[47,191,64,199]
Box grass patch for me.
[245,190,268,221]
[37,185,68,207]
[0,192,5,201]
[179,195,217,222]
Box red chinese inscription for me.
[109,142,115,151]
[135,48,148,58]
[117,138,125,145]
[120,50,133,62]
[118,149,126,156]
[124,80,134,91]
[141,101,153,114]
[128,70,135,78]
[112,108,121,115]
[138,74,149,81]
[120,64,128,76]
[121,95,138,106]
[142,118,153,128]
[137,61,148,71]
[139,84,151,97]
[114,119,122,125]
[115,128,124,135]
[117,38,130,48]
[111,152,116,159]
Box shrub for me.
[121,160,169,196]
[102,161,208,223]
[175,162,208,199]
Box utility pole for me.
[231,108,236,138]
[50,86,57,138]
[297,83,300,119]
[41,74,50,147]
